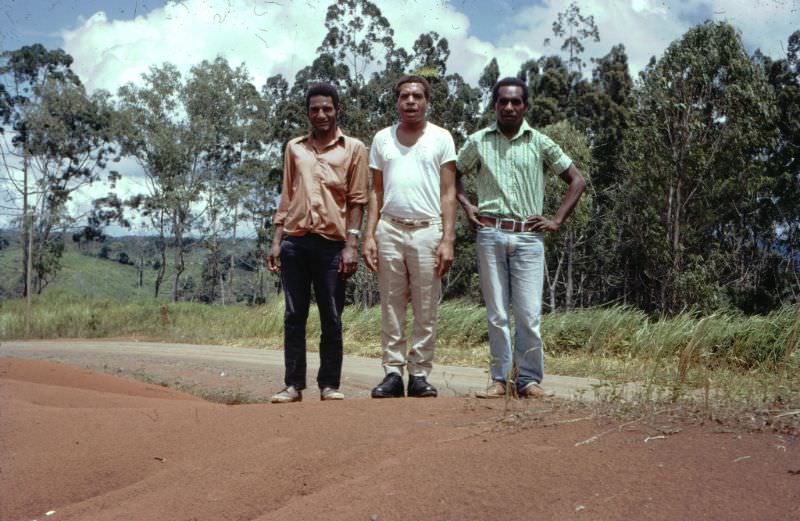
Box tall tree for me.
[540,120,593,311]
[317,0,395,89]
[117,64,204,302]
[544,1,600,76]
[410,31,450,77]
[519,56,571,127]
[184,57,263,304]
[0,44,118,294]
[756,30,800,307]
[617,22,777,313]
[478,57,499,102]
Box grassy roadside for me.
[2,293,799,426]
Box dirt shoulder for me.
[2,350,799,521]
[0,339,602,401]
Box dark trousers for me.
[280,234,345,390]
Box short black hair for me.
[305,83,340,110]
[394,75,431,101]
[491,77,529,107]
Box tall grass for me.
[2,293,797,375]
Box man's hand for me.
[267,242,282,273]
[338,244,358,279]
[434,239,454,278]
[461,202,484,231]
[526,215,560,233]
[362,236,379,272]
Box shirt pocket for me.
[318,160,346,190]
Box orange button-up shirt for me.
[273,129,369,241]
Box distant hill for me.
[0,233,276,303]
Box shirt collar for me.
[299,128,346,149]
[488,119,533,141]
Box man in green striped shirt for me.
[456,77,586,399]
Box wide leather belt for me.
[478,215,536,233]
[382,214,439,228]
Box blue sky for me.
[2,0,538,51]
[5,0,540,51]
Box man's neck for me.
[311,127,337,146]
[399,119,426,133]
[497,121,522,140]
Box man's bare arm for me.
[362,169,383,272]
[436,161,457,277]
[527,163,586,233]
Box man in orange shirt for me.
[268,83,369,403]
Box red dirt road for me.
[2,357,799,521]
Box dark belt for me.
[477,215,536,233]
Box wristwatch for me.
[347,228,361,237]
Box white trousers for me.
[376,217,442,376]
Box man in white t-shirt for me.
[362,75,457,398]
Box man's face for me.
[308,95,337,133]
[494,85,527,129]
[396,82,428,125]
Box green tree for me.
[571,45,634,305]
[755,30,800,308]
[317,0,395,88]
[540,120,593,311]
[478,57,499,103]
[0,44,118,295]
[410,31,450,77]
[117,64,204,302]
[518,56,571,127]
[544,1,600,76]
[618,22,777,313]
[184,57,264,304]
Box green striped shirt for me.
[456,121,572,220]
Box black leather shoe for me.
[371,373,405,398]
[407,375,437,398]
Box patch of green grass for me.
[0,238,267,303]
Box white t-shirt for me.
[369,122,456,220]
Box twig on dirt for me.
[733,456,751,463]
[644,435,667,443]
[576,417,646,446]
[574,408,677,447]
[550,415,595,425]
[775,410,800,418]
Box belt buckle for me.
[499,218,515,231]
[394,216,423,227]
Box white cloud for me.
[499,1,686,77]
[705,0,799,58]
[499,1,798,80]
[63,0,331,94]
[60,0,547,94]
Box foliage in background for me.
[0,1,797,317]
[0,44,120,295]
[617,22,778,314]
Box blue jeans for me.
[280,234,345,390]
[476,228,545,390]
